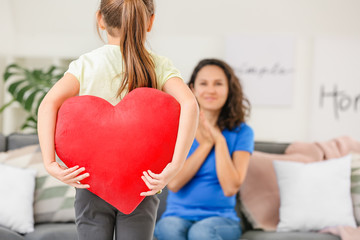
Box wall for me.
[1,0,359,142]
[0,0,15,132]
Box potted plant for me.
[0,63,65,131]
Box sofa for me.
[0,133,343,240]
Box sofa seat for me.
[24,224,77,240]
[0,225,24,240]
[242,230,340,240]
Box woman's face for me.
[192,65,229,112]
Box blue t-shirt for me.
[162,123,254,222]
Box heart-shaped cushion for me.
[55,87,180,214]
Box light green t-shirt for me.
[66,44,182,105]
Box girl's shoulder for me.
[149,51,173,66]
[148,51,182,83]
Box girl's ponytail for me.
[118,0,157,96]
[99,0,157,97]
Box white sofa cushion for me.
[0,163,36,234]
[274,155,356,232]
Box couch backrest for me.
[254,141,289,154]
[0,133,5,152]
[6,133,39,151]
[1,133,289,154]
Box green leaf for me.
[3,64,25,81]
[15,85,33,105]
[8,80,26,96]
[2,63,65,132]
[0,99,16,113]
[21,123,36,131]
[352,167,360,173]
[24,90,42,112]
[26,116,37,124]
[21,115,38,132]
[351,175,360,183]
[3,71,12,81]
[351,185,360,194]
[46,66,56,75]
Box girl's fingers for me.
[74,172,90,182]
[140,189,158,196]
[140,186,164,196]
[72,182,90,189]
[147,170,159,179]
[62,166,90,188]
[141,173,164,194]
[141,175,153,190]
[140,170,165,196]
[64,165,79,173]
[64,167,86,179]
[142,171,160,185]
[69,174,90,188]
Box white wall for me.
[1,0,360,142]
[149,0,360,142]
[0,0,14,54]
[0,0,15,132]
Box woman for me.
[155,59,254,240]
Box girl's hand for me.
[45,162,90,188]
[140,163,176,196]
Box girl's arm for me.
[140,77,199,196]
[37,73,90,188]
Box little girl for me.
[37,0,198,239]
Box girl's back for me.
[67,45,181,105]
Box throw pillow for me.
[239,151,315,230]
[351,152,360,226]
[273,155,356,232]
[0,145,76,223]
[0,163,36,234]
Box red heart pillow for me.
[55,87,180,214]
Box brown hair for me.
[99,0,157,97]
[188,58,251,130]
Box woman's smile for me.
[192,65,229,112]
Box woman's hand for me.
[198,111,223,144]
[45,162,90,188]
[196,112,214,145]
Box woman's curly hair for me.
[188,58,251,130]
